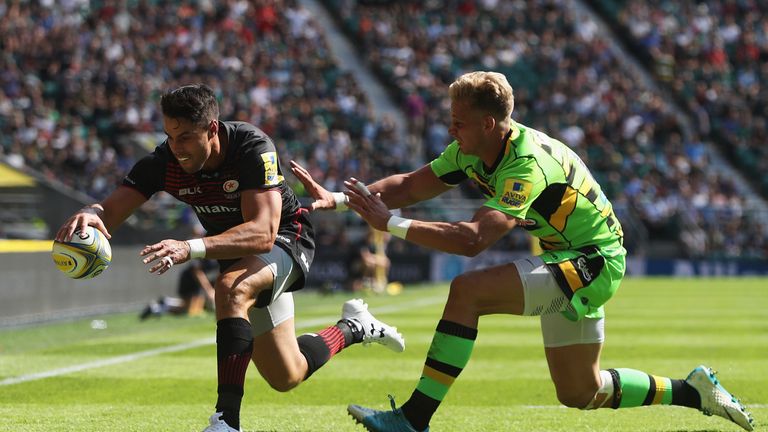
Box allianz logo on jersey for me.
[193,204,239,214]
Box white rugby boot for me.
[201,412,242,432]
[686,365,755,431]
[341,299,405,352]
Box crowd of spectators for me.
[598,0,768,258]
[603,0,768,194]
[1,0,765,258]
[0,0,414,235]
[320,0,767,258]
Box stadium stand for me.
[587,0,768,258]
[0,0,415,239]
[1,0,765,258]
[590,0,768,194]
[319,0,768,258]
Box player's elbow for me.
[458,238,488,257]
[453,222,498,256]
[247,227,277,254]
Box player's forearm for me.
[98,204,132,232]
[400,220,488,257]
[198,222,276,259]
[369,174,422,209]
[98,186,149,232]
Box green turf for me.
[0,278,765,431]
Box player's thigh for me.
[450,253,580,316]
[541,303,604,406]
[449,262,526,315]
[519,255,605,405]
[544,340,603,407]
[248,248,305,378]
[214,255,274,319]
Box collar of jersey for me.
[485,122,520,173]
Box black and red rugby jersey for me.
[122,121,315,289]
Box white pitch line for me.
[0,338,214,386]
[0,295,445,387]
[522,404,768,409]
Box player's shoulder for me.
[135,140,173,167]
[510,122,567,161]
[223,121,271,143]
[222,121,277,159]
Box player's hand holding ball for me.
[52,225,112,279]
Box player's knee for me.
[214,281,254,314]
[552,375,602,409]
[448,273,476,304]
[261,370,303,393]
[556,388,597,409]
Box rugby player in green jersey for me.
[291,71,754,432]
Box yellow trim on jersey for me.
[558,260,584,292]
[422,365,455,386]
[600,203,613,218]
[578,176,594,197]
[550,186,578,231]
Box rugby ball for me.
[52,226,112,279]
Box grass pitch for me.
[0,278,765,431]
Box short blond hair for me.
[448,71,514,121]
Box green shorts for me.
[539,243,626,321]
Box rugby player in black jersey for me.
[55,84,405,432]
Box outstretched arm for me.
[289,160,338,211]
[346,186,518,257]
[55,186,147,242]
[140,188,282,274]
[290,160,451,211]
[365,164,451,209]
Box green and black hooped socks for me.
[401,320,478,431]
[599,368,700,409]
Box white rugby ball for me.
[51,226,112,279]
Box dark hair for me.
[160,84,220,129]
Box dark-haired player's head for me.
[161,84,220,129]
[160,84,221,173]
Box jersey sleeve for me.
[122,151,165,199]
[429,141,468,186]
[237,133,284,190]
[484,156,545,218]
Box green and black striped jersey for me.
[430,121,623,253]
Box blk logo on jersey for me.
[499,179,532,209]
[179,186,202,196]
[223,180,239,193]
